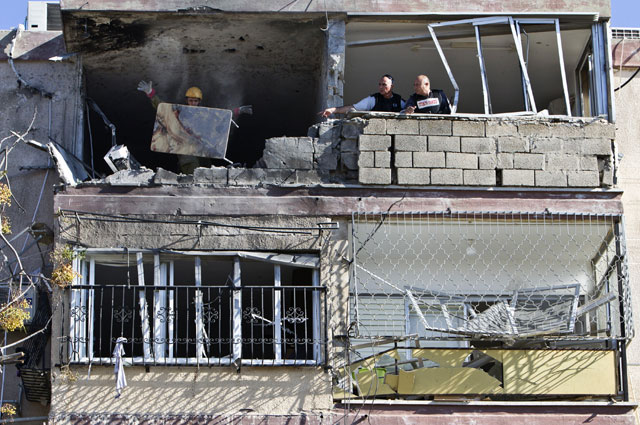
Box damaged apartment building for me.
[0,0,639,424]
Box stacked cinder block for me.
[225,120,362,186]
[358,119,392,184]
[148,116,614,188]
[357,116,615,188]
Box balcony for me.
[88,114,616,190]
[59,253,327,367]
[336,210,631,401]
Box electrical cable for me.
[613,27,640,92]
[614,66,640,91]
[277,0,300,11]
[319,0,329,32]
[8,28,54,98]
[85,102,95,178]
[58,209,330,235]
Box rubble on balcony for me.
[70,114,616,189]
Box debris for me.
[103,145,141,173]
[46,142,89,187]
[151,103,232,159]
[104,169,154,186]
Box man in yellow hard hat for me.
[184,86,202,106]
[137,81,252,173]
[138,81,252,117]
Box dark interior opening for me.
[78,14,326,174]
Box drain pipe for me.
[0,416,48,424]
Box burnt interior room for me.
[62,12,326,173]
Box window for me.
[66,251,324,366]
[575,24,612,118]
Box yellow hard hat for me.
[185,86,203,100]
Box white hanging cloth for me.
[113,337,128,398]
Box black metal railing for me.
[61,284,326,367]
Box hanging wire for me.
[615,66,640,91]
[319,0,330,31]
[58,209,333,235]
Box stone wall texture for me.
[355,116,615,188]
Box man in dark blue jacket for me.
[404,74,451,114]
[319,74,405,117]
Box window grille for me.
[63,251,325,366]
[612,28,640,40]
[350,211,632,344]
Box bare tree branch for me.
[1,316,52,352]
[0,107,50,350]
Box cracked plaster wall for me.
[0,32,83,271]
[0,30,83,420]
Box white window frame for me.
[68,250,323,366]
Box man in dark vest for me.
[404,74,451,115]
[319,74,405,117]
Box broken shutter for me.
[153,255,167,362]
[136,253,152,361]
[69,256,88,362]
[194,256,206,360]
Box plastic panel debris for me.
[151,103,232,159]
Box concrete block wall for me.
[238,120,362,185]
[144,120,358,187]
[356,116,615,188]
[103,116,614,189]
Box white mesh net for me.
[350,211,632,343]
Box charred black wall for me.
[73,13,326,171]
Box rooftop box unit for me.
[27,2,62,31]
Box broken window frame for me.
[347,16,611,118]
[66,249,325,367]
[575,22,614,119]
[428,16,571,115]
[405,298,470,348]
[513,19,571,115]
